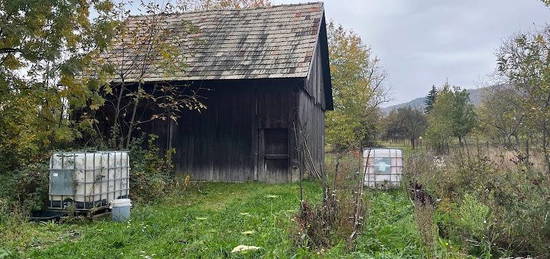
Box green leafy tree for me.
[398,107,427,149]
[0,0,117,171]
[478,85,526,147]
[382,110,406,141]
[383,107,427,149]
[424,85,437,114]
[325,23,387,152]
[450,88,477,145]
[425,87,453,153]
[425,84,477,152]
[497,26,550,170]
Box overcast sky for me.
[273,0,550,106]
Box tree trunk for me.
[113,80,126,149]
[410,138,415,149]
[125,82,143,148]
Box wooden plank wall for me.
[297,90,325,176]
[141,75,328,183]
[304,41,327,110]
[299,40,328,175]
[173,85,255,182]
[256,85,297,183]
[169,82,298,182]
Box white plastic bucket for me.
[111,199,132,222]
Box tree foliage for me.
[0,0,117,171]
[383,107,427,149]
[425,84,476,152]
[496,26,550,169]
[424,85,437,114]
[325,23,387,152]
[478,85,525,147]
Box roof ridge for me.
[128,2,324,18]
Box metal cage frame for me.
[363,148,403,189]
[48,151,130,212]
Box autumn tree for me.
[496,26,550,170]
[399,107,427,149]
[478,84,526,148]
[382,107,426,149]
[0,0,117,171]
[325,23,387,152]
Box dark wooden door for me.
[259,128,289,183]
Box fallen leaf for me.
[231,245,261,253]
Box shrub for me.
[128,135,176,203]
[0,134,178,220]
[0,163,49,218]
[294,151,368,251]
[294,195,338,249]
[406,148,550,257]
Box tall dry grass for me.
[405,145,550,257]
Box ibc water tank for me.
[48,151,130,211]
[362,148,403,188]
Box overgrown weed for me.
[406,146,550,257]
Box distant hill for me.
[382,87,488,114]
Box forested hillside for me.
[382,87,488,114]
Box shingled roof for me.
[103,2,326,82]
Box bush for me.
[0,134,177,221]
[406,148,550,257]
[128,135,176,203]
[0,163,49,219]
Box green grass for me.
[356,190,424,257]
[1,182,426,258]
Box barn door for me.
[259,128,289,183]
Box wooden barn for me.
[103,2,333,183]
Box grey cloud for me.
[272,0,550,105]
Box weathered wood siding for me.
[304,17,332,112]
[297,37,329,175]
[166,80,300,183]
[304,41,327,110]
[297,89,325,175]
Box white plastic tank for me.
[48,151,130,211]
[362,148,403,188]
